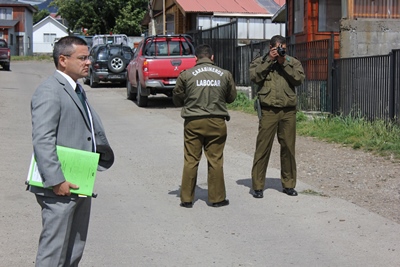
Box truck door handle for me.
[170,60,182,66]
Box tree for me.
[113,0,147,36]
[50,0,147,36]
[33,8,50,24]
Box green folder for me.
[27,145,100,197]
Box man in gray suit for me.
[30,36,112,266]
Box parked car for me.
[83,34,133,87]
[0,39,11,71]
[126,34,197,107]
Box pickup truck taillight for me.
[143,59,148,72]
[7,49,10,58]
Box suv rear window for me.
[95,46,133,61]
[0,40,7,48]
[96,47,108,60]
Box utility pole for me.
[149,0,156,35]
[163,0,166,34]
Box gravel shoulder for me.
[225,110,400,223]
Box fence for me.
[190,21,237,79]
[332,49,400,122]
[289,38,333,112]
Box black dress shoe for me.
[253,190,263,198]
[211,199,229,207]
[283,188,298,196]
[180,202,193,208]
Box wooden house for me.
[146,0,285,41]
[282,0,400,59]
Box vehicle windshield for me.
[145,40,191,56]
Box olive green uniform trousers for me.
[252,107,297,190]
[181,118,227,203]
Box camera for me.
[276,45,286,57]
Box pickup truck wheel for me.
[3,63,10,71]
[108,55,126,74]
[136,81,148,107]
[89,72,98,88]
[126,79,137,100]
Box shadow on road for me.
[236,177,282,195]
[168,185,210,205]
[127,96,177,109]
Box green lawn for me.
[228,92,400,160]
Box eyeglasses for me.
[62,55,90,62]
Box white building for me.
[33,15,68,54]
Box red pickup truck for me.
[0,39,11,71]
[126,35,196,107]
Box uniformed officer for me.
[173,44,237,208]
[250,35,305,198]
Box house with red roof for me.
[147,0,285,41]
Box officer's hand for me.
[269,47,279,60]
[53,181,79,196]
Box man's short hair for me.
[195,44,213,59]
[270,35,286,47]
[53,36,88,67]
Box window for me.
[319,0,341,32]
[294,0,304,33]
[166,14,174,34]
[43,33,56,43]
[353,0,400,19]
[0,8,12,20]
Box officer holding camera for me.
[249,35,305,199]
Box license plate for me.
[108,74,124,79]
[168,79,176,85]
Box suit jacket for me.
[30,71,110,197]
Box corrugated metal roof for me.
[257,0,282,14]
[175,0,269,14]
[0,19,19,28]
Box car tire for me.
[127,79,137,100]
[89,72,98,88]
[108,55,126,74]
[4,63,10,71]
[136,80,148,107]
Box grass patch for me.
[300,189,329,197]
[227,92,257,115]
[11,55,53,61]
[228,92,400,160]
[297,113,400,159]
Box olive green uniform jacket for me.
[250,54,305,107]
[172,57,237,120]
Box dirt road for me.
[1,61,400,266]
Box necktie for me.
[75,84,89,118]
[75,84,95,151]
